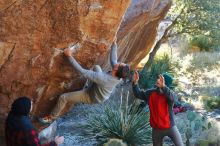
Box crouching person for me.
[5,97,64,146]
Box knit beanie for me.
[162,72,173,88]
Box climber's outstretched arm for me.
[110,40,118,68]
[63,44,87,75]
[67,56,88,75]
[64,47,104,84]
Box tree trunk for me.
[143,38,163,71]
[143,7,185,72]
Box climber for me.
[39,39,130,124]
[5,96,64,146]
[132,72,184,146]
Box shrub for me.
[202,96,220,110]
[189,35,213,51]
[139,54,176,89]
[184,110,212,146]
[103,139,127,146]
[78,98,152,146]
[191,52,220,69]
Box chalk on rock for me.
[68,42,81,52]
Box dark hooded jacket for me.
[5,97,56,146]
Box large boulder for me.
[0,0,171,135]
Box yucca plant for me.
[78,92,152,146]
[203,96,220,110]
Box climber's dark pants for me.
[152,126,184,146]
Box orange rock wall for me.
[0,0,171,135]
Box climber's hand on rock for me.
[64,43,81,57]
[113,36,117,43]
[111,38,117,48]
[64,48,73,57]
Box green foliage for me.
[185,127,192,140]
[78,100,152,146]
[139,54,176,89]
[197,140,210,146]
[184,110,212,145]
[103,139,127,146]
[166,0,220,50]
[190,35,212,51]
[202,96,220,110]
[187,110,197,122]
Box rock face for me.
[0,0,171,135]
